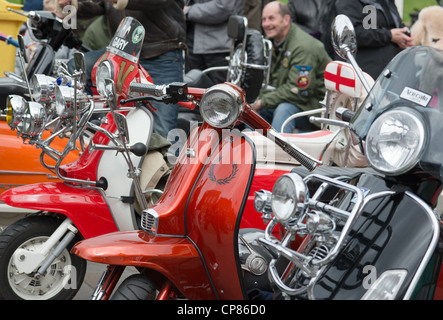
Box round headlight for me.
[200,84,243,128]
[31,74,57,103]
[96,60,114,96]
[271,173,308,223]
[55,86,90,119]
[22,102,46,138]
[6,95,27,131]
[365,109,425,175]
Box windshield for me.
[350,46,443,178]
[106,17,145,64]
[351,46,443,137]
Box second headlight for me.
[271,173,308,223]
[96,60,114,96]
[365,108,425,175]
[55,85,90,119]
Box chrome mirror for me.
[73,52,87,86]
[331,14,357,60]
[104,78,117,111]
[17,34,28,64]
[113,112,130,144]
[331,15,372,94]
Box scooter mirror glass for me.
[73,52,87,86]
[17,34,28,64]
[113,112,130,144]
[331,15,357,61]
[104,79,117,111]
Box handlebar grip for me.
[336,107,355,123]
[130,82,165,96]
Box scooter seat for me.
[244,130,336,167]
[184,69,214,89]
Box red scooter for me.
[0,17,172,300]
[72,78,324,300]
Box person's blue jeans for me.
[68,49,184,140]
[139,50,184,140]
[259,102,310,133]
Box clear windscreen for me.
[106,17,145,64]
[350,46,443,178]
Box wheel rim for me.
[7,236,73,300]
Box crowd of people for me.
[20,0,417,139]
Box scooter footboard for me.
[72,230,217,299]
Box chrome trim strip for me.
[403,191,440,300]
[0,170,58,179]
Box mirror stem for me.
[346,49,372,94]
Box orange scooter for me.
[0,115,78,230]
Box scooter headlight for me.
[271,173,308,223]
[200,84,244,128]
[21,101,46,138]
[365,109,425,175]
[96,60,114,96]
[31,74,57,103]
[6,95,27,131]
[55,85,91,119]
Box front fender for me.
[0,182,117,238]
[72,230,216,299]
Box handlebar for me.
[335,107,355,122]
[8,8,41,21]
[130,82,166,96]
[121,82,190,105]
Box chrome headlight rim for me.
[31,74,57,103]
[6,94,28,131]
[365,108,426,176]
[55,85,91,119]
[96,60,114,96]
[199,83,244,128]
[271,173,308,223]
[22,101,47,137]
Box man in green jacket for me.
[253,1,331,133]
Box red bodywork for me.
[73,84,286,299]
[0,106,123,236]
[74,122,257,299]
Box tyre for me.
[229,29,265,104]
[0,215,86,300]
[110,274,156,300]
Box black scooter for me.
[255,15,443,300]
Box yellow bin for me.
[0,0,27,75]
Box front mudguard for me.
[72,230,217,299]
[0,182,117,239]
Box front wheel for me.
[0,215,86,300]
[110,274,156,300]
